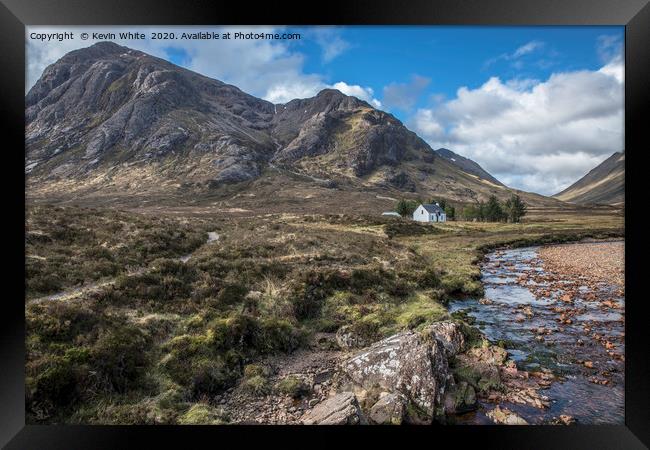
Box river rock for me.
[368,392,407,425]
[341,330,449,423]
[486,406,528,425]
[301,392,365,425]
[424,321,465,357]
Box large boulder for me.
[424,321,465,357]
[340,330,450,423]
[301,392,365,425]
[368,392,407,425]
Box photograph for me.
[22,24,628,427]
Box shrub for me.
[275,375,310,398]
[243,364,272,379]
[26,355,80,418]
[216,283,248,306]
[179,403,228,425]
[91,324,150,393]
[241,375,271,396]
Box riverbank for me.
[539,240,624,288]
[450,242,625,425]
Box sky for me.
[26,26,624,195]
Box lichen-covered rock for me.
[301,392,365,425]
[335,325,369,349]
[369,392,407,425]
[424,321,465,357]
[486,406,528,425]
[341,330,450,423]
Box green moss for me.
[393,292,448,330]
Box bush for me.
[418,267,441,289]
[241,375,271,396]
[26,302,100,343]
[243,364,272,379]
[275,375,310,398]
[216,283,248,306]
[91,324,150,393]
[26,355,80,418]
[179,404,228,425]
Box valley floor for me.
[24,204,623,424]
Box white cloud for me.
[411,58,624,195]
[329,82,381,108]
[512,40,544,58]
[309,27,351,63]
[381,75,431,111]
[485,40,546,69]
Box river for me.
[449,243,625,424]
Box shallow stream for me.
[449,244,624,424]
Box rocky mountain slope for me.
[553,152,624,206]
[434,148,504,187]
[26,42,562,212]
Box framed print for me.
[1,0,648,448]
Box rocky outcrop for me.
[424,321,465,357]
[301,392,365,425]
[340,327,451,423]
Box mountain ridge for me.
[26,42,563,212]
[553,151,624,205]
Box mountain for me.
[434,148,504,186]
[26,42,561,212]
[553,152,624,206]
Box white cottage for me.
[413,203,446,222]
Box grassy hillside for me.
[554,152,624,205]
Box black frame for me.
[1,0,648,448]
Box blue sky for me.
[26,26,624,195]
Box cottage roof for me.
[420,204,445,214]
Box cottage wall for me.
[413,205,429,222]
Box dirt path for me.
[214,333,345,424]
[29,231,220,304]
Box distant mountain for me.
[434,148,504,186]
[553,152,624,206]
[25,42,563,211]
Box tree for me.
[484,195,506,222]
[444,204,455,221]
[462,204,480,221]
[478,200,487,221]
[395,199,419,217]
[504,194,527,223]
